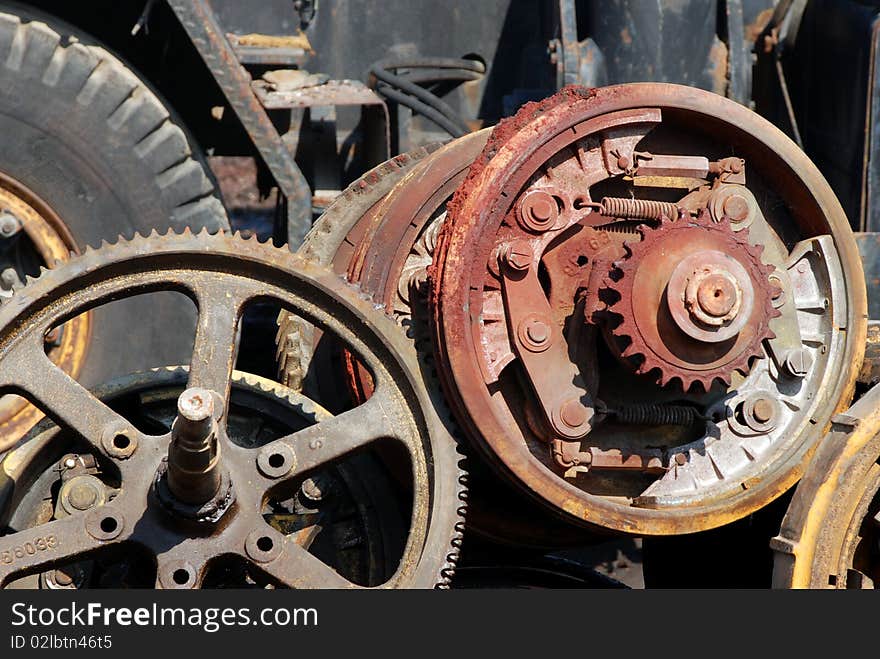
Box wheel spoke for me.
[0,342,137,456]
[252,537,361,589]
[257,392,406,483]
[188,284,246,408]
[0,514,127,587]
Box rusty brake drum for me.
[429,83,867,535]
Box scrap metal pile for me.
[0,80,873,589]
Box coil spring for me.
[609,403,701,426]
[595,221,641,235]
[601,197,679,221]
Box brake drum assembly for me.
[428,84,866,535]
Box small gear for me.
[605,208,780,390]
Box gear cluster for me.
[0,83,864,590]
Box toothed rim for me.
[605,209,781,391]
[0,229,465,589]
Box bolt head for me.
[559,399,588,429]
[0,213,20,237]
[501,240,533,272]
[518,190,557,231]
[722,194,750,222]
[68,482,98,511]
[752,398,774,424]
[783,348,813,377]
[52,569,74,587]
[525,320,549,345]
[696,274,738,318]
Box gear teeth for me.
[605,203,780,389]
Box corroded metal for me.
[275,133,594,548]
[429,83,866,535]
[607,209,779,390]
[0,232,465,588]
[772,383,880,588]
[0,173,88,448]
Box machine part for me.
[3,368,412,588]
[771,383,880,588]
[166,0,310,247]
[0,9,229,446]
[0,232,465,588]
[0,176,89,446]
[430,83,866,535]
[276,131,596,548]
[607,210,779,390]
[276,145,442,394]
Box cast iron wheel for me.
[0,232,465,589]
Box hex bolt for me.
[0,212,22,238]
[499,240,533,272]
[559,399,588,429]
[783,348,813,378]
[167,387,223,505]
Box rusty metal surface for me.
[0,172,88,449]
[167,0,312,247]
[429,83,866,535]
[608,209,779,390]
[253,79,384,110]
[0,367,408,588]
[771,382,880,588]
[0,232,466,588]
[276,131,597,548]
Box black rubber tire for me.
[0,9,229,385]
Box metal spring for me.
[595,221,641,235]
[600,197,679,221]
[609,403,701,426]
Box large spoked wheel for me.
[0,233,464,589]
[430,83,867,535]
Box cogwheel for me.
[605,208,780,391]
[0,230,466,589]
